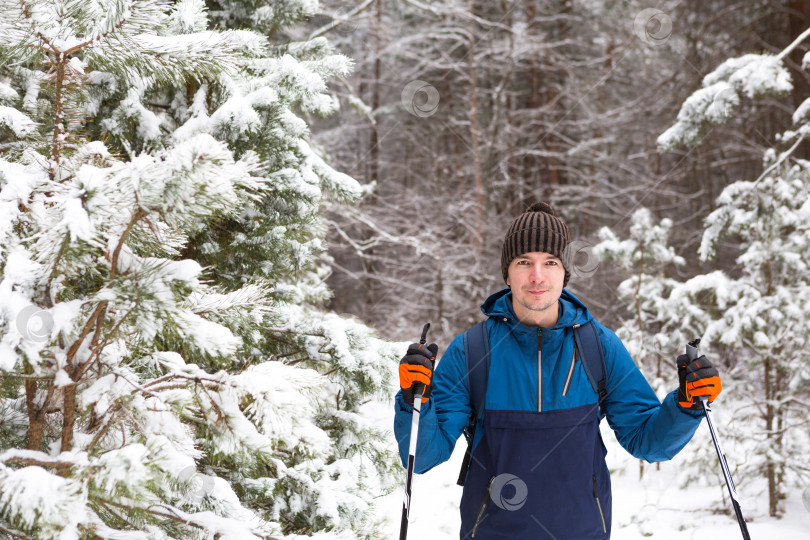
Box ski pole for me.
[686,338,751,540]
[399,322,430,540]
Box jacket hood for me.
[480,287,593,329]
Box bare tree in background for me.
[306,0,810,344]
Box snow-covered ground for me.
[364,400,810,539]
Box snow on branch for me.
[658,54,791,151]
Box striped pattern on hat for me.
[501,202,571,286]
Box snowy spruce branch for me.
[646,30,810,516]
[0,1,399,538]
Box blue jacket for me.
[394,288,704,473]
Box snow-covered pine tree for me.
[594,208,686,381]
[696,155,810,518]
[658,32,810,517]
[0,1,399,538]
[592,208,685,479]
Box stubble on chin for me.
[516,294,556,313]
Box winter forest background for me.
[0,0,809,538]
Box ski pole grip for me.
[409,322,432,402]
[686,338,700,362]
[686,338,710,405]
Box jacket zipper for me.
[537,327,543,412]
[471,476,495,538]
[562,339,578,397]
[593,475,607,534]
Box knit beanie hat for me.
[501,202,571,286]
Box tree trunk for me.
[24,364,43,450]
[362,0,383,311]
[763,355,778,516]
[467,0,485,254]
[61,383,76,451]
[370,0,381,185]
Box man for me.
[394,202,722,539]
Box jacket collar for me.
[480,287,593,330]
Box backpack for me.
[456,319,608,486]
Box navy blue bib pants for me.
[459,404,611,539]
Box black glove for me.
[677,354,722,410]
[399,342,438,406]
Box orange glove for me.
[677,354,722,410]
[399,342,438,405]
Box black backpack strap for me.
[573,320,608,416]
[456,320,490,486]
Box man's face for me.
[506,251,565,326]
